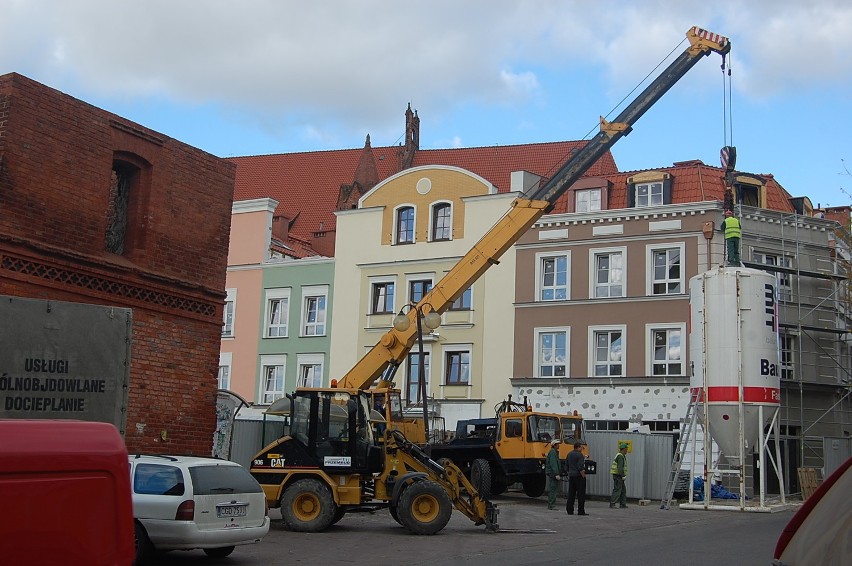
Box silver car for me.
[129,454,270,563]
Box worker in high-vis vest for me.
[610,442,629,508]
[721,209,741,266]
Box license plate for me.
[216,504,248,518]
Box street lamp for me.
[393,303,441,442]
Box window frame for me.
[430,201,453,241]
[588,325,626,377]
[590,246,626,299]
[301,285,328,337]
[575,188,602,213]
[779,332,795,380]
[443,345,472,385]
[645,323,685,377]
[635,181,664,207]
[534,326,570,378]
[394,204,416,245]
[407,276,434,305]
[405,347,431,404]
[753,251,793,302]
[535,251,570,301]
[370,278,396,314]
[222,288,236,338]
[259,354,287,404]
[264,288,291,338]
[296,353,324,388]
[449,287,473,311]
[217,351,232,390]
[646,243,685,296]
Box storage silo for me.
[689,266,781,465]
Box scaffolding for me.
[737,205,852,494]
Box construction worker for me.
[610,442,629,508]
[545,438,561,510]
[721,209,741,266]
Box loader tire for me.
[397,480,453,535]
[280,478,337,532]
[522,474,546,498]
[470,458,492,499]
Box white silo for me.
[689,266,781,465]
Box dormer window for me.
[627,172,671,208]
[636,182,663,207]
[575,188,601,212]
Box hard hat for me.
[551,439,561,446]
[619,442,629,450]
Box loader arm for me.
[336,26,730,391]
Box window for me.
[301,285,328,336]
[218,352,232,390]
[260,355,286,404]
[736,183,760,207]
[297,354,324,388]
[371,281,395,314]
[395,206,415,244]
[222,288,236,337]
[445,348,471,385]
[537,252,570,301]
[575,188,601,213]
[133,464,184,496]
[585,420,630,431]
[591,248,625,298]
[590,326,625,377]
[406,350,430,404]
[636,182,663,207]
[409,278,433,304]
[536,328,569,377]
[450,287,472,310]
[264,288,290,338]
[431,202,452,241]
[647,324,684,376]
[647,244,684,296]
[754,252,793,301]
[780,333,795,380]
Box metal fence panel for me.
[823,437,852,478]
[583,431,673,502]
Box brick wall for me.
[0,73,236,455]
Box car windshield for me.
[189,465,262,496]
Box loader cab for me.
[290,389,382,474]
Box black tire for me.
[280,478,337,532]
[522,474,546,497]
[470,458,492,499]
[203,546,235,558]
[397,480,453,535]
[389,503,402,525]
[491,479,508,496]
[133,521,153,566]
[331,507,346,525]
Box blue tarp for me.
[692,477,745,500]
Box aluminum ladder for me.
[660,389,701,510]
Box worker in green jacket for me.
[545,438,562,510]
[610,442,629,508]
[721,209,742,266]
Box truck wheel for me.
[280,478,337,532]
[471,458,492,499]
[491,479,508,495]
[522,474,546,498]
[397,480,453,535]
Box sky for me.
[2,0,851,208]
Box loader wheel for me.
[389,503,402,525]
[470,458,492,499]
[522,474,546,498]
[331,507,346,525]
[397,480,453,535]
[280,478,337,532]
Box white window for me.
[222,288,236,337]
[575,188,601,213]
[370,278,396,314]
[431,202,452,241]
[779,332,795,380]
[260,355,286,404]
[646,324,684,376]
[647,243,685,296]
[301,285,328,336]
[406,348,431,404]
[536,251,570,301]
[535,327,569,378]
[217,352,232,390]
[589,325,626,377]
[297,354,324,388]
[636,182,663,207]
[264,288,291,338]
[754,251,793,301]
[395,205,415,244]
[443,345,472,385]
[590,247,625,298]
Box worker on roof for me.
[545,438,562,510]
[721,209,742,266]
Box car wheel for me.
[470,458,492,499]
[203,546,235,558]
[397,480,452,535]
[280,478,337,532]
[133,522,153,566]
[522,474,546,497]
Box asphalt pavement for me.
[142,489,797,566]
